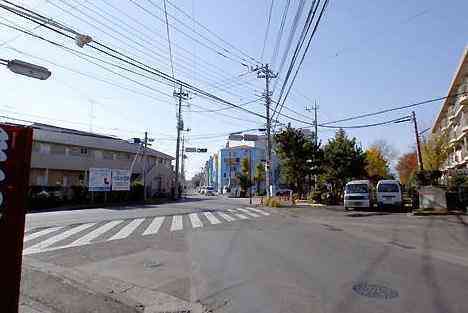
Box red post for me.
[0,125,33,313]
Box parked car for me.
[344,180,372,210]
[205,186,216,196]
[376,180,402,209]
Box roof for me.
[32,123,174,160]
[432,46,468,133]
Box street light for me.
[1,59,51,80]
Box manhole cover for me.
[352,282,399,299]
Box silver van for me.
[376,180,402,209]
[344,180,372,210]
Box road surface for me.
[21,196,468,313]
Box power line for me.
[128,0,250,66]
[189,97,263,113]
[316,116,411,129]
[165,0,260,64]
[270,0,290,67]
[261,0,274,61]
[274,0,329,122]
[162,0,175,80]
[0,4,268,120]
[319,92,468,126]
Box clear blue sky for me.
[0,0,467,178]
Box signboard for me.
[0,125,33,313]
[243,134,258,141]
[89,168,111,191]
[185,147,208,153]
[112,169,130,191]
[228,134,243,141]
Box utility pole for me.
[412,111,424,171]
[253,64,277,197]
[306,101,319,191]
[143,131,148,201]
[180,134,185,186]
[173,85,189,199]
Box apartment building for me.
[431,47,468,172]
[29,123,174,196]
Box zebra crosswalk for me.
[23,207,270,256]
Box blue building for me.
[217,145,266,194]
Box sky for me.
[0,0,467,179]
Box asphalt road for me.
[21,196,468,313]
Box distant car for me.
[344,180,372,210]
[205,186,216,196]
[275,189,292,197]
[376,180,402,209]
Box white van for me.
[344,180,372,210]
[376,180,402,209]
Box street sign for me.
[111,169,130,191]
[185,147,207,153]
[243,134,258,141]
[0,124,33,313]
[228,134,243,141]
[89,168,111,191]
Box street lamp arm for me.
[2,58,51,80]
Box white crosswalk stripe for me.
[171,215,183,231]
[246,207,270,215]
[67,220,123,246]
[142,217,165,235]
[228,209,249,219]
[218,212,236,222]
[23,223,96,255]
[204,212,221,224]
[237,208,260,218]
[189,213,203,228]
[24,226,65,242]
[23,209,272,255]
[107,218,144,241]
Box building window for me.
[116,152,130,160]
[103,150,114,160]
[94,150,103,159]
[32,142,40,153]
[40,143,50,154]
[235,158,240,163]
[50,144,66,155]
[69,146,81,156]
[223,173,226,177]
[81,147,88,155]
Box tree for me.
[254,162,266,195]
[395,151,417,185]
[321,129,367,202]
[421,131,449,170]
[371,139,398,162]
[274,126,321,197]
[365,145,390,183]
[236,157,252,197]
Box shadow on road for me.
[421,217,454,313]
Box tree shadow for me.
[421,217,454,313]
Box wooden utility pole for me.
[412,111,424,171]
[173,85,189,199]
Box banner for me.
[111,169,130,191]
[89,168,111,191]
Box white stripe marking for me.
[24,226,65,242]
[68,220,123,246]
[108,218,144,241]
[228,209,249,219]
[189,213,203,228]
[171,215,183,231]
[246,207,270,215]
[142,217,165,235]
[218,212,236,222]
[237,208,260,217]
[204,212,221,224]
[23,223,96,254]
